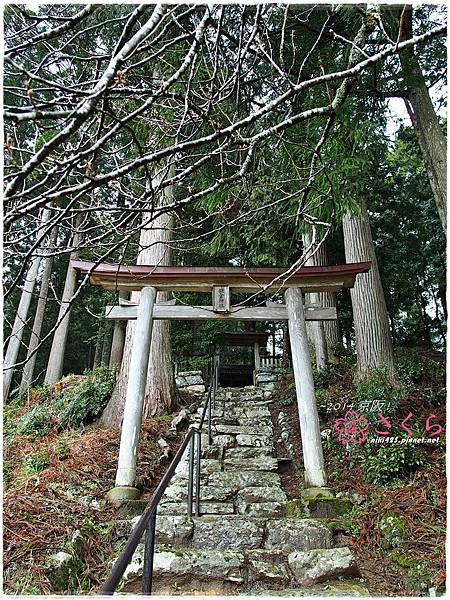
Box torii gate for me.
[72,260,370,500]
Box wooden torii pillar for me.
[114,286,156,496]
[71,260,370,500]
[285,288,325,486]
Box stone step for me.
[223,453,278,472]
[212,416,273,428]
[203,433,275,450]
[163,482,234,502]
[206,469,281,489]
[151,515,333,553]
[236,486,288,514]
[158,500,235,516]
[214,401,271,409]
[263,518,334,552]
[120,544,362,594]
[174,458,221,477]
[191,516,265,550]
[287,547,360,585]
[213,397,271,405]
[211,408,270,417]
[172,451,278,474]
[157,496,286,519]
[241,579,370,596]
[217,388,268,395]
[212,423,273,436]
[114,385,366,596]
[212,392,269,400]
[122,545,247,587]
[224,446,274,459]
[209,409,272,420]
[161,470,283,506]
[209,408,272,420]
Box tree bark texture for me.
[342,200,396,382]
[4,256,43,400]
[109,291,128,369]
[397,6,447,229]
[44,225,83,385]
[20,233,56,389]
[3,208,52,400]
[101,322,113,365]
[282,321,291,366]
[93,325,103,369]
[302,231,341,366]
[100,168,177,427]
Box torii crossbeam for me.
[72,260,370,500]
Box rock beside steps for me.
[116,387,366,595]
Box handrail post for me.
[213,360,217,409]
[100,364,217,594]
[187,432,195,517]
[216,353,219,388]
[142,509,157,595]
[207,393,212,445]
[195,430,201,517]
[100,431,194,595]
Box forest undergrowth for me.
[3,350,446,596]
[270,348,446,597]
[3,369,187,595]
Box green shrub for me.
[396,351,446,384]
[363,444,425,486]
[53,366,116,430]
[313,363,339,389]
[278,395,294,407]
[55,437,71,460]
[7,385,29,406]
[22,450,50,476]
[378,512,409,549]
[4,459,13,489]
[16,403,54,437]
[323,433,343,454]
[8,384,51,408]
[356,364,404,416]
[331,345,356,360]
[4,406,18,436]
[14,367,116,437]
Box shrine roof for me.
[71,260,371,293]
[218,331,271,347]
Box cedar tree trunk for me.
[100,170,177,427]
[3,208,52,399]
[342,200,396,382]
[20,248,55,389]
[44,225,82,385]
[397,6,447,229]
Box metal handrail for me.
[100,359,218,595]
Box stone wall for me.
[176,367,292,393]
[255,366,292,391]
[175,370,205,393]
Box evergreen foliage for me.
[15,367,116,436]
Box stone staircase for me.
[118,387,368,596]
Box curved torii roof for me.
[71,260,371,293]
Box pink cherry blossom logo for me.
[334,410,369,445]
